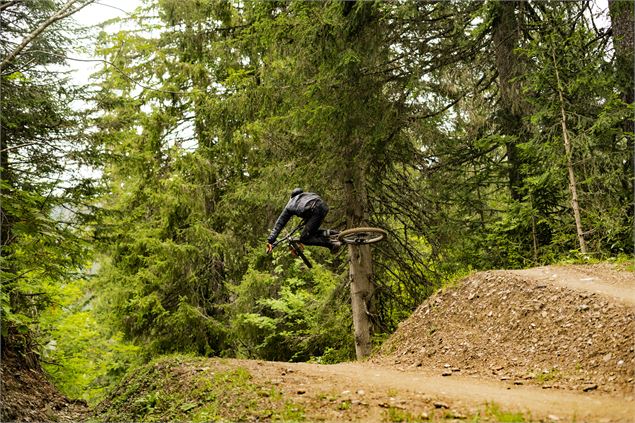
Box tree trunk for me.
[608,0,634,249]
[348,243,374,359]
[344,166,375,359]
[550,42,588,254]
[530,195,538,263]
[560,111,587,254]
[492,0,524,202]
[1,127,12,248]
[608,0,634,109]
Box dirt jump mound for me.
[375,264,635,396]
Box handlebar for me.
[271,224,304,249]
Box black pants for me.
[299,201,332,248]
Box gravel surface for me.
[374,264,635,396]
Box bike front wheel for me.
[290,241,313,268]
[337,227,387,245]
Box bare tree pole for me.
[0,0,95,73]
[343,165,376,359]
[0,1,21,13]
[550,39,588,254]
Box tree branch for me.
[0,142,40,153]
[0,0,95,73]
[24,49,191,95]
[0,0,20,13]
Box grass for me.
[613,254,635,272]
[385,404,527,423]
[535,368,560,384]
[440,267,477,290]
[381,401,530,423]
[556,254,634,270]
[385,406,428,422]
[477,402,528,422]
[91,355,307,422]
[89,355,538,423]
[338,400,352,410]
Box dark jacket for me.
[267,192,322,243]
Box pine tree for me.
[1,0,96,366]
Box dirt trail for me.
[508,264,635,305]
[366,263,634,422]
[238,264,635,422]
[12,264,632,423]
[262,360,635,422]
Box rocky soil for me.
[2,263,634,422]
[374,263,635,396]
[0,348,89,422]
[93,355,631,422]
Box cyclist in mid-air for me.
[266,188,341,254]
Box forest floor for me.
[2,263,634,422]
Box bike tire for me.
[337,227,387,245]
[290,241,313,268]
[296,249,312,268]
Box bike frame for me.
[271,223,304,249]
[271,224,312,268]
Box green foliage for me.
[480,402,527,422]
[40,279,141,403]
[0,0,630,412]
[384,406,423,422]
[91,0,418,361]
[0,0,98,364]
[92,149,231,356]
[85,0,632,372]
[514,3,632,257]
[229,259,354,362]
[92,355,306,423]
[535,368,560,384]
[413,1,633,272]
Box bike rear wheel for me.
[337,227,387,245]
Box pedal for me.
[325,229,340,241]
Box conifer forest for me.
[1,0,633,408]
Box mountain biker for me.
[266,188,341,254]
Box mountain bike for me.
[270,224,387,268]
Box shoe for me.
[326,229,340,246]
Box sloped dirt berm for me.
[375,263,634,394]
[371,262,634,420]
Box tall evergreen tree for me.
[608,0,634,248]
[1,0,96,365]
[89,0,632,364]
[516,2,631,255]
